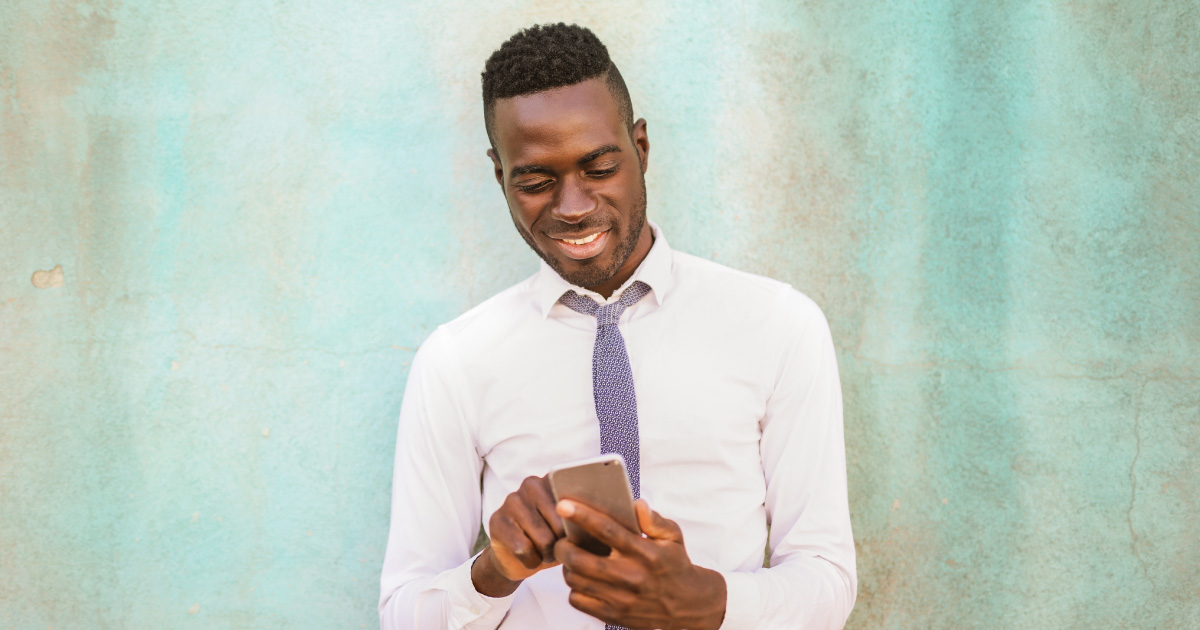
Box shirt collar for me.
[534,220,673,318]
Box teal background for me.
[2,1,1198,628]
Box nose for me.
[551,175,596,224]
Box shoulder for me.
[669,249,828,329]
[416,271,542,365]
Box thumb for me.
[635,499,684,543]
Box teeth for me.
[562,233,600,245]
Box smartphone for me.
[548,453,640,556]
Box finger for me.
[556,538,644,591]
[564,571,641,616]
[566,589,634,626]
[526,476,566,538]
[563,565,614,597]
[634,499,684,543]
[557,499,642,554]
[490,515,544,569]
[566,590,609,622]
[507,496,561,563]
[563,558,648,597]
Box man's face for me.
[488,77,652,296]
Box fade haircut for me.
[481,23,634,151]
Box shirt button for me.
[470,606,480,615]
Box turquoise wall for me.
[2,1,1197,627]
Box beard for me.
[511,176,648,290]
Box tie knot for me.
[595,302,625,327]
[559,281,652,326]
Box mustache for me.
[543,220,612,239]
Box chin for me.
[546,251,620,288]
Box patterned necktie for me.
[559,281,652,501]
[560,281,651,630]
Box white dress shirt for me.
[380,222,856,629]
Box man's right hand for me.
[471,474,565,597]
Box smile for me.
[560,233,602,245]
[552,229,610,260]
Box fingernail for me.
[557,500,575,517]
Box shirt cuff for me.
[429,550,517,628]
[717,570,763,630]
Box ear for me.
[486,148,504,187]
[631,118,650,174]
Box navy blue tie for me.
[560,281,651,501]
[560,282,651,630]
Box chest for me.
[471,313,774,500]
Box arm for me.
[719,289,857,629]
[379,331,514,630]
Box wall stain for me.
[1126,378,1152,589]
[30,264,65,289]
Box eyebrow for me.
[508,144,623,180]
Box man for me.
[380,23,856,630]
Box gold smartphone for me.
[548,453,640,556]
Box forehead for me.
[491,78,627,165]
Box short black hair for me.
[481,23,634,150]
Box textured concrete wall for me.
[2,1,1197,628]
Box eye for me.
[587,167,618,178]
[516,179,552,194]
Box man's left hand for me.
[554,498,727,630]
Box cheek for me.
[604,175,639,210]
[508,198,538,230]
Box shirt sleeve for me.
[379,329,516,629]
[718,288,858,630]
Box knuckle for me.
[627,569,646,593]
[489,516,511,538]
[509,542,533,561]
[534,537,555,556]
[536,522,559,542]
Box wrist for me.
[471,546,522,598]
[688,566,728,630]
